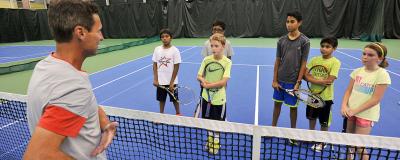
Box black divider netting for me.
[0,98,30,160]
[0,36,160,75]
[260,136,400,160]
[107,115,253,160]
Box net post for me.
[9,0,17,8]
[43,0,47,9]
[252,126,261,160]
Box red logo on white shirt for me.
[158,56,172,68]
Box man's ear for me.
[74,26,85,40]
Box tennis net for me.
[1,92,400,159]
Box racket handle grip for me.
[341,117,348,133]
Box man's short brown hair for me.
[48,0,99,43]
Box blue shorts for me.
[272,82,298,108]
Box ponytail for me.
[379,58,389,68]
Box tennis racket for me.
[202,61,225,118]
[201,61,224,155]
[157,85,195,105]
[194,88,202,118]
[285,89,325,108]
[307,65,330,94]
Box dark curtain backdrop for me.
[0,9,27,42]
[98,1,163,38]
[167,0,392,39]
[0,0,399,43]
[385,0,400,39]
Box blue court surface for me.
[89,46,400,138]
[0,45,55,64]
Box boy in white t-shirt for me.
[152,29,182,115]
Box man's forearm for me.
[170,64,179,85]
[273,59,280,82]
[297,61,307,82]
[98,107,110,130]
[24,127,73,160]
[153,63,158,82]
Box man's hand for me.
[294,83,300,90]
[272,81,282,91]
[200,81,210,89]
[91,122,118,156]
[153,80,159,87]
[321,79,333,86]
[342,108,355,118]
[169,84,175,92]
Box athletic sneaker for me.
[208,136,220,154]
[205,135,211,150]
[311,143,327,152]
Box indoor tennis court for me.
[1,0,400,159]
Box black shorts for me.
[306,100,333,127]
[156,85,178,102]
[201,98,226,121]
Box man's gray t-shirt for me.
[276,33,310,83]
[27,55,106,159]
[201,39,234,57]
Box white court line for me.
[92,46,198,90]
[389,87,400,94]
[90,46,197,76]
[337,50,400,94]
[92,64,152,90]
[99,77,152,104]
[0,142,28,158]
[181,61,272,67]
[182,62,355,70]
[340,67,355,71]
[216,46,400,61]
[0,118,28,157]
[234,64,273,67]
[336,48,400,61]
[254,65,260,126]
[0,118,24,130]
[387,57,400,61]
[89,54,152,76]
[336,50,400,77]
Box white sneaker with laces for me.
[311,143,326,152]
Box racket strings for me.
[296,91,325,108]
[203,62,225,104]
[204,62,225,83]
[158,86,195,105]
[177,87,195,105]
[308,65,330,94]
